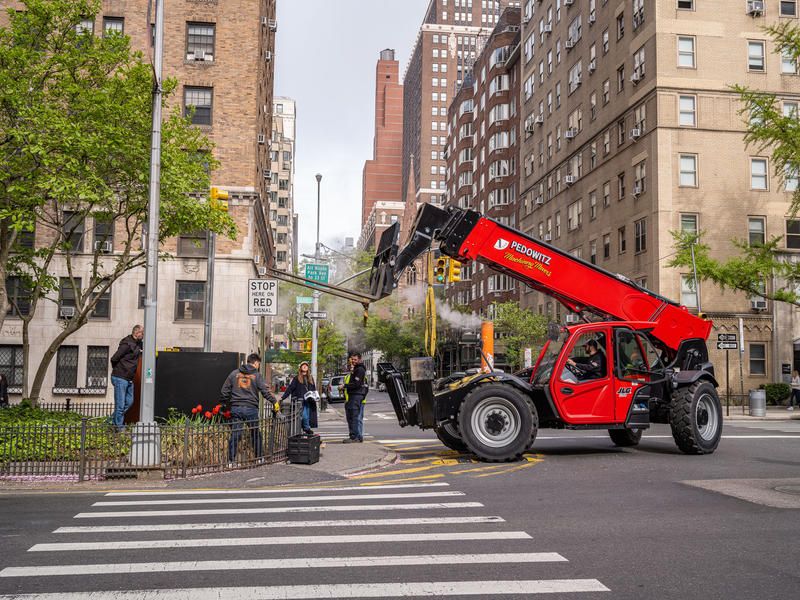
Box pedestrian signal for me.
[435,258,448,283]
[210,187,229,211]
[447,260,462,283]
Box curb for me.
[336,445,399,478]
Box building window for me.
[748,41,766,72]
[786,219,800,248]
[634,218,647,253]
[175,281,206,321]
[589,191,597,219]
[55,346,79,389]
[103,17,124,36]
[590,240,597,264]
[681,214,699,236]
[86,346,108,389]
[90,283,111,319]
[679,154,698,187]
[93,214,114,251]
[617,172,625,199]
[634,161,646,194]
[0,345,23,389]
[679,95,696,126]
[681,275,698,308]
[617,65,625,92]
[602,28,609,54]
[781,0,797,17]
[186,23,215,60]
[677,0,694,9]
[749,343,766,376]
[782,49,798,74]
[59,277,80,312]
[62,211,84,253]
[603,234,611,259]
[76,18,94,36]
[749,217,766,245]
[5,277,31,317]
[184,86,212,125]
[751,158,768,190]
[177,231,208,257]
[678,36,695,68]
[618,226,626,254]
[785,164,799,191]
[602,79,610,104]
[603,181,611,206]
[616,13,624,40]
[138,284,146,309]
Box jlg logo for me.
[617,387,633,397]
[494,238,510,250]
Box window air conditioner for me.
[565,38,575,50]
[525,119,536,133]
[542,23,552,34]
[194,51,206,61]
[94,240,112,253]
[264,170,272,179]
[264,51,273,61]
[565,175,576,185]
[87,377,106,388]
[535,196,544,205]
[629,127,642,140]
[257,134,266,144]
[543,233,553,241]
[751,297,767,310]
[204,53,214,62]
[589,12,597,24]
[631,72,641,84]
[565,127,578,139]
[564,0,574,5]
[257,266,267,276]
[746,0,764,16]
[59,306,75,319]
[254,254,261,264]
[589,59,596,73]
[534,114,544,124]
[633,182,643,196]
[268,19,278,32]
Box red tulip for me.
[196,404,202,412]
[222,410,232,419]
[204,411,213,419]
[212,405,220,415]
[191,407,197,414]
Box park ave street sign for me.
[304,311,327,320]
[248,279,277,316]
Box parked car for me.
[327,375,346,402]
[321,377,331,398]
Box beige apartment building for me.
[518,0,800,389]
[0,0,278,401]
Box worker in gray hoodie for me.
[221,353,277,464]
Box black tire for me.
[457,383,537,462]
[434,421,468,452]
[670,380,723,454]
[608,428,643,447]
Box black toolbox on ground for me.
[287,433,321,465]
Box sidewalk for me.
[0,406,396,494]
[724,405,800,422]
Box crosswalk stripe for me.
[73,501,484,519]
[54,516,507,534]
[91,491,464,507]
[104,482,449,497]
[0,579,611,598]
[0,552,568,577]
[30,531,532,552]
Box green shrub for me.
[761,383,791,405]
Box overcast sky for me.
[274,0,428,257]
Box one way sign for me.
[304,311,327,320]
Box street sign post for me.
[248,279,278,316]
[305,263,330,284]
[716,333,739,416]
[304,311,327,320]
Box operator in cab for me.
[565,339,606,381]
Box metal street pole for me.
[203,231,216,352]
[312,173,322,409]
[690,240,701,313]
[140,0,165,422]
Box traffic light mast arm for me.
[264,267,374,311]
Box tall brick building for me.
[358,50,405,252]
[517,0,800,387]
[0,0,278,401]
[444,7,522,317]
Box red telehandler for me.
[368,204,722,461]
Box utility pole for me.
[203,231,216,352]
[311,173,322,394]
[140,0,165,423]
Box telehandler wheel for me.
[457,384,537,462]
[670,380,723,454]
[434,421,468,452]
[608,428,643,447]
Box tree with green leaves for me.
[669,21,800,305]
[493,301,548,370]
[1,0,236,401]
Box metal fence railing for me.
[35,400,114,418]
[0,406,302,481]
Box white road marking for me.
[379,434,800,444]
[73,501,484,519]
[30,531,531,552]
[91,491,464,507]
[0,553,568,577]
[0,579,610,598]
[54,516,506,534]
[104,482,449,497]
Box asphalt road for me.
[1,392,798,599]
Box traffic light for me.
[210,187,229,211]
[447,260,462,283]
[435,258,448,283]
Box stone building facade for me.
[517,0,800,390]
[0,0,278,401]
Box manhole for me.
[773,485,800,496]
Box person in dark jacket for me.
[343,351,368,443]
[110,325,143,429]
[282,361,318,435]
[221,353,277,464]
[0,373,9,408]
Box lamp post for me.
[312,173,323,410]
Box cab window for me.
[562,332,608,383]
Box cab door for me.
[613,328,663,423]
[550,326,616,424]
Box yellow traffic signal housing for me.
[447,259,462,283]
[434,257,448,283]
[210,187,229,211]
